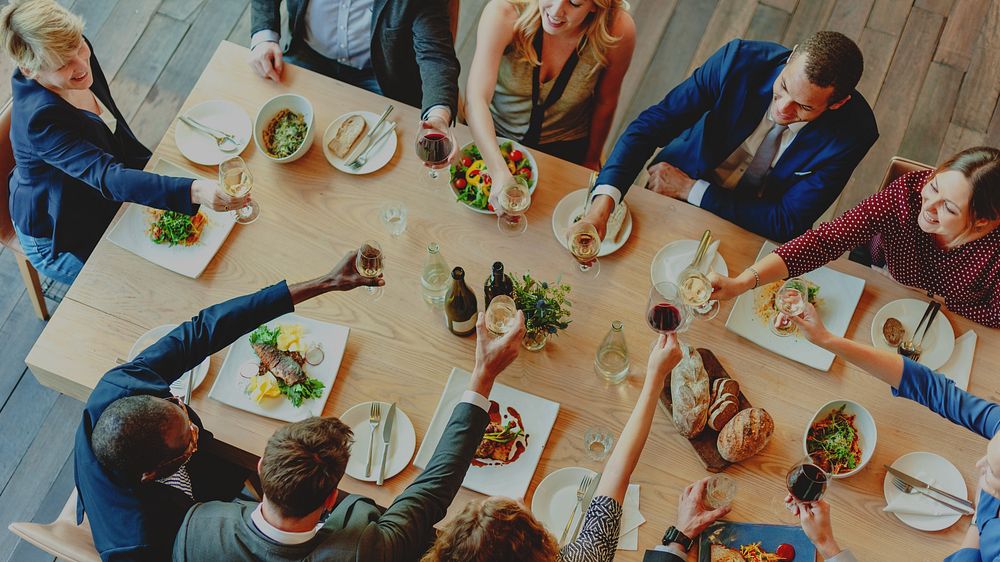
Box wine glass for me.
[678,267,720,321]
[496,176,531,236]
[414,123,456,180]
[566,221,601,278]
[705,474,738,509]
[769,277,809,337]
[355,240,384,300]
[485,295,518,336]
[645,282,692,335]
[771,456,831,523]
[219,156,259,224]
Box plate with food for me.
[253,93,315,163]
[803,400,876,479]
[870,299,954,371]
[651,239,729,288]
[175,99,252,166]
[413,367,559,498]
[882,451,967,531]
[449,139,537,214]
[208,313,349,422]
[725,241,865,371]
[106,159,237,278]
[127,324,210,399]
[551,189,632,256]
[322,111,398,174]
[698,521,814,562]
[339,401,416,483]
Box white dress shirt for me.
[250,0,373,70]
[93,95,117,134]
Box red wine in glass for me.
[787,462,828,502]
[648,303,682,334]
[415,130,454,179]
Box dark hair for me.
[791,30,864,103]
[260,417,353,518]
[91,395,186,477]
[936,146,1000,222]
[420,497,560,562]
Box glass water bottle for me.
[595,320,630,384]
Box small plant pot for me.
[522,329,548,352]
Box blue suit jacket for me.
[74,282,294,562]
[8,38,195,261]
[597,39,878,242]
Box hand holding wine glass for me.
[566,220,602,278]
[355,240,385,300]
[485,295,519,336]
[646,282,692,335]
[472,309,526,385]
[414,121,456,180]
[218,156,259,224]
[770,277,808,337]
[674,477,733,541]
[496,176,531,236]
[323,249,384,291]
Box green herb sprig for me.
[511,273,571,335]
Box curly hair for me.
[421,497,561,562]
[789,30,864,103]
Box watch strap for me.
[661,526,693,550]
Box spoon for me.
[179,115,241,152]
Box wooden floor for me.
[1,0,998,559]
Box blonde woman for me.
[465,0,635,189]
[0,0,245,284]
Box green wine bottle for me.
[483,261,514,308]
[445,267,478,336]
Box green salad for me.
[147,209,206,246]
[263,109,308,158]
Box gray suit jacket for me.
[172,402,488,562]
[250,0,459,117]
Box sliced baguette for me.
[329,115,368,159]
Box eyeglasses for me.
[156,396,200,470]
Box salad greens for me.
[806,405,860,473]
[249,324,280,346]
[149,210,203,246]
[264,109,307,158]
[247,324,325,407]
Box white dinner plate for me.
[175,99,252,166]
[322,111,398,174]
[414,367,560,499]
[208,313,350,422]
[725,241,866,371]
[650,239,729,287]
[106,160,237,278]
[882,451,967,531]
[871,299,955,371]
[552,189,632,257]
[127,324,210,399]
[340,401,416,483]
[531,466,599,537]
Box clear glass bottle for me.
[420,242,450,305]
[595,320,630,384]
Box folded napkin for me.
[938,330,977,391]
[660,240,721,283]
[617,484,645,551]
[884,475,963,517]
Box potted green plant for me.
[511,273,571,351]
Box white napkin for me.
[617,484,645,550]
[938,330,977,391]
[661,240,721,282]
[884,475,960,517]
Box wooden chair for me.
[8,489,100,562]
[879,156,934,190]
[0,98,49,320]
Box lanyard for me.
[523,27,584,146]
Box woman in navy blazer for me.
[1,0,246,284]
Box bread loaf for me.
[711,378,740,402]
[708,394,739,432]
[329,115,367,158]
[671,357,710,438]
[717,407,774,462]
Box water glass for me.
[705,474,738,509]
[380,201,407,237]
[583,427,616,462]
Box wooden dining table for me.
[25,41,999,561]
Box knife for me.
[376,402,397,485]
[571,471,602,541]
[885,465,976,512]
[347,104,394,163]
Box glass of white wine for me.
[566,221,601,278]
[678,268,719,320]
[770,277,808,337]
[218,156,258,224]
[485,295,518,336]
[355,240,384,301]
[497,176,531,236]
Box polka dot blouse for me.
[774,169,1000,328]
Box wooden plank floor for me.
[1,0,998,559]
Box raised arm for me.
[411,0,460,118]
[581,10,635,171]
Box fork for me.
[348,122,397,169]
[365,402,381,478]
[560,474,594,545]
[891,477,974,515]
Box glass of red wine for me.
[414,123,456,180]
[772,456,831,523]
[646,282,692,336]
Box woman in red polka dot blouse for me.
[710,147,1000,328]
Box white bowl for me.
[253,94,315,163]
[450,138,538,214]
[803,399,877,479]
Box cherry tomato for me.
[468,169,480,177]
[487,203,495,212]
[482,173,492,185]
[461,156,473,167]
[454,178,467,189]
[510,149,523,162]
[517,167,532,179]
[776,544,795,561]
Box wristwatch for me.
[661,526,693,550]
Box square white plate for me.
[413,367,559,498]
[106,159,237,278]
[725,241,866,371]
[208,313,349,422]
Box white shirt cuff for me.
[591,184,622,206]
[652,544,688,557]
[250,29,280,51]
[460,390,490,412]
[687,179,709,207]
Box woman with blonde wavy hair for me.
[465,0,635,186]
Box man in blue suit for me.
[583,31,878,243]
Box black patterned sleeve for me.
[557,495,623,562]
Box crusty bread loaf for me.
[717,407,774,462]
[711,378,740,402]
[329,115,367,158]
[671,363,710,438]
[708,395,739,432]
[711,544,747,562]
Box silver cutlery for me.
[376,402,397,485]
[349,121,397,170]
[890,477,974,515]
[178,115,241,152]
[572,471,601,541]
[365,402,381,478]
[183,367,195,405]
[885,465,975,513]
[346,104,394,164]
[898,300,940,361]
[560,474,595,545]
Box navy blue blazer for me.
[74,282,293,561]
[643,549,683,562]
[8,38,196,261]
[597,39,879,242]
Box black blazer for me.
[250,0,460,117]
